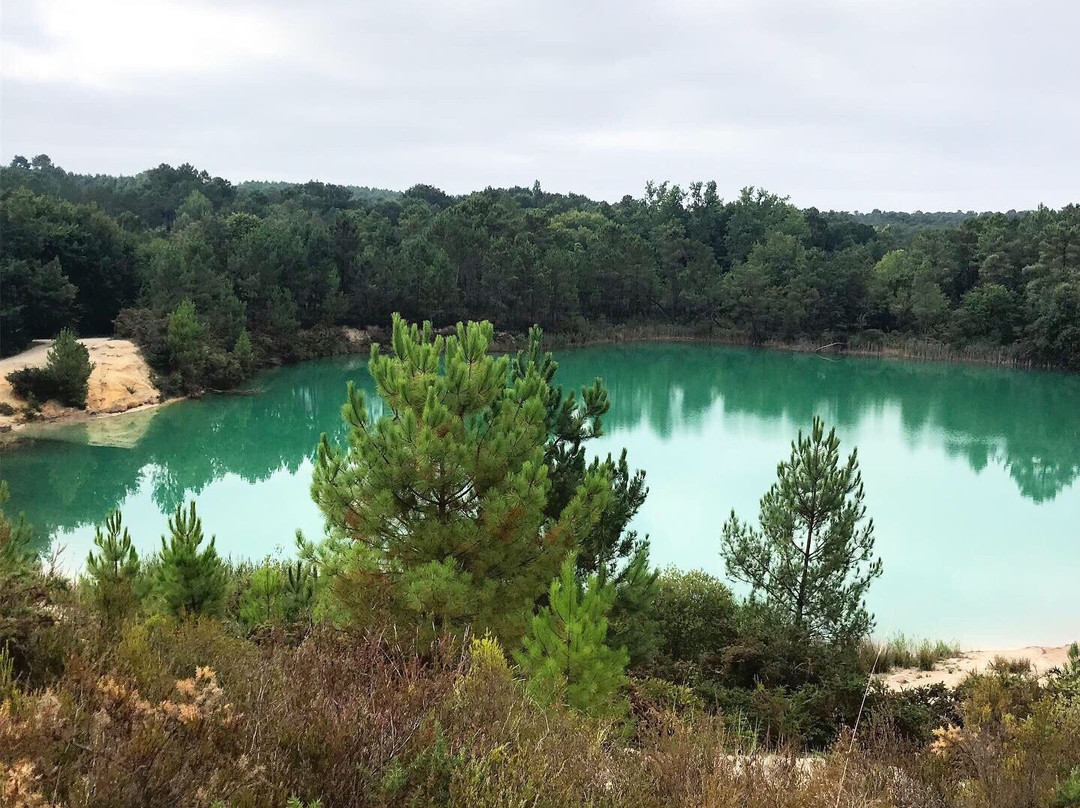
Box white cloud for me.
[2,0,291,90]
[1,0,1077,210]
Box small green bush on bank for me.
[5,329,93,408]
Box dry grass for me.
[2,617,1079,808]
[860,635,963,673]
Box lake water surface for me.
[3,343,1078,647]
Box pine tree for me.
[155,501,227,617]
[312,314,610,645]
[606,545,660,669]
[281,560,316,623]
[166,299,207,390]
[85,509,141,626]
[514,554,629,718]
[233,329,255,376]
[512,327,649,579]
[239,564,284,627]
[721,417,882,646]
[46,328,93,408]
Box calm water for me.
[2,343,1078,647]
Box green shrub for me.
[6,329,93,408]
[238,564,284,628]
[1055,767,1080,807]
[515,555,628,719]
[6,366,57,404]
[652,568,739,668]
[628,675,703,722]
[233,329,255,375]
[47,328,93,407]
[166,299,207,391]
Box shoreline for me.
[2,322,1069,438]
[0,397,183,445]
[541,323,1066,373]
[0,337,170,438]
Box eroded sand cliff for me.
[0,338,161,430]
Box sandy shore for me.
[0,338,163,431]
[880,644,1072,690]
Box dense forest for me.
[2,154,1078,395]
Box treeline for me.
[2,154,1078,388]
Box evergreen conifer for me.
[514,554,629,718]
[86,509,141,626]
[721,416,882,645]
[239,564,284,627]
[46,328,93,408]
[233,329,255,376]
[312,314,610,645]
[155,501,227,617]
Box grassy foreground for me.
[3,577,1079,808]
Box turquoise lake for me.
[2,343,1078,648]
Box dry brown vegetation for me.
[2,612,1079,808]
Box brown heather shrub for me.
[3,616,1079,808]
[927,673,1080,808]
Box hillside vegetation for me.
[3,156,1078,404]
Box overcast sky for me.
[2,0,1078,211]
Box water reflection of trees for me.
[5,357,374,550]
[4,347,1077,551]
[556,344,1080,504]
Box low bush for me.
[5,329,93,408]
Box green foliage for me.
[0,482,71,688]
[606,546,660,670]
[5,366,55,404]
[0,481,35,576]
[239,564,285,627]
[5,155,1079,376]
[6,329,93,408]
[285,799,324,808]
[233,328,255,375]
[155,501,227,617]
[514,555,629,718]
[1055,767,1080,808]
[48,328,94,407]
[512,327,655,655]
[236,559,316,628]
[85,509,141,627]
[281,560,317,622]
[1026,278,1080,370]
[651,568,739,669]
[166,299,208,392]
[0,184,140,333]
[0,257,78,355]
[721,416,882,646]
[952,282,1020,345]
[312,314,609,645]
